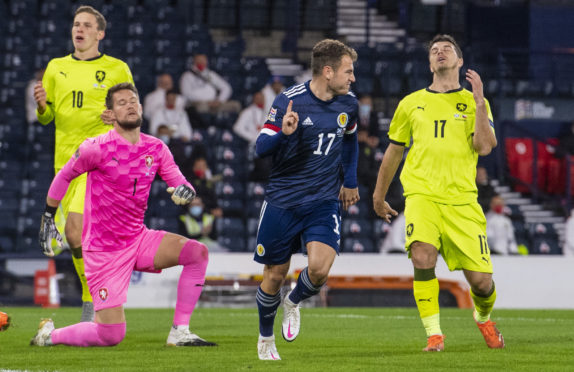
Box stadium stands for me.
[1,0,573,255]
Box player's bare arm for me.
[281,100,299,136]
[466,69,497,155]
[34,81,47,114]
[373,143,403,222]
[339,187,359,211]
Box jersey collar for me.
[426,86,463,94]
[71,53,104,62]
[306,80,338,104]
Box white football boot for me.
[258,335,281,360]
[30,318,54,346]
[166,325,217,346]
[281,291,300,342]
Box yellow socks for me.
[71,247,93,303]
[471,282,497,323]
[413,268,441,337]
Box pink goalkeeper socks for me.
[172,240,209,326]
[51,322,126,347]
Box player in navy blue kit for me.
[254,39,360,360]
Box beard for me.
[117,116,142,129]
[434,60,459,74]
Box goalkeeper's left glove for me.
[39,204,63,257]
[166,184,196,205]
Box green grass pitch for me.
[0,307,573,371]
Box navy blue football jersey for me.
[259,81,358,208]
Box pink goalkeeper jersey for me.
[48,129,191,251]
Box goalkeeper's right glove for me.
[167,184,196,205]
[39,204,62,257]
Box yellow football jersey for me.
[388,87,494,205]
[37,54,134,169]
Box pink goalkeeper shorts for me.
[84,228,167,311]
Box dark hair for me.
[311,39,358,77]
[427,34,463,59]
[105,83,139,109]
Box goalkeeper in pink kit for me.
[32,83,216,347]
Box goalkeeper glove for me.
[166,184,196,205]
[39,204,63,257]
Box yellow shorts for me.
[404,196,492,273]
[58,170,87,216]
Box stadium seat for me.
[353,76,375,95]
[149,217,179,232]
[215,181,246,199]
[213,112,239,130]
[505,138,534,193]
[530,236,561,255]
[304,0,336,31]
[342,218,373,238]
[240,0,269,29]
[342,199,369,219]
[529,222,558,237]
[373,219,391,240]
[0,196,19,213]
[216,217,245,237]
[218,235,247,252]
[218,198,245,217]
[0,235,15,252]
[151,199,182,218]
[215,146,247,165]
[541,142,565,195]
[246,217,259,236]
[247,182,266,200]
[512,220,530,248]
[246,199,264,217]
[246,236,258,253]
[215,163,248,181]
[207,0,237,28]
[342,238,377,253]
[270,0,293,30]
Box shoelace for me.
[479,321,497,337]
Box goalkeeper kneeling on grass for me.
[32,83,216,348]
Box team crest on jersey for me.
[98,288,108,301]
[337,112,349,128]
[145,155,154,169]
[256,244,265,256]
[95,70,106,83]
[268,107,277,122]
[456,103,467,112]
[74,148,80,159]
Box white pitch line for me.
[225,312,573,323]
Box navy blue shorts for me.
[254,200,341,265]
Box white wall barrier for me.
[126,253,574,309]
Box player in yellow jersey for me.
[34,5,134,322]
[373,34,504,351]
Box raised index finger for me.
[286,100,293,114]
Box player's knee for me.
[307,266,329,285]
[410,242,437,268]
[97,323,126,346]
[265,272,286,289]
[179,240,209,267]
[470,277,493,296]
